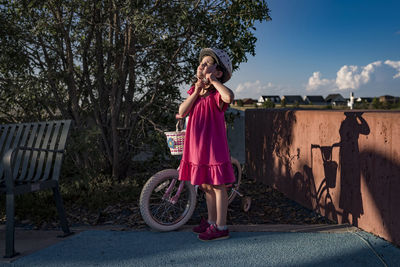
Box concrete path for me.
[1,224,400,266]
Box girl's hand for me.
[205,73,218,85]
[194,78,205,93]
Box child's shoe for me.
[192,218,211,234]
[198,224,229,241]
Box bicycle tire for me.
[139,169,197,231]
[228,157,242,204]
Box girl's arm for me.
[207,73,234,104]
[213,81,234,104]
[178,80,202,117]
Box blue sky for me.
[226,0,400,99]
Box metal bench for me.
[0,120,73,258]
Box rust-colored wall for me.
[245,109,400,246]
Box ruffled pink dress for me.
[178,86,235,185]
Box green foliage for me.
[372,98,381,109]
[0,0,271,179]
[281,98,287,108]
[262,99,275,108]
[236,99,244,107]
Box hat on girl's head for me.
[199,48,232,83]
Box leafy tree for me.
[262,99,275,108]
[372,98,381,109]
[0,0,271,179]
[280,98,286,108]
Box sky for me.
[195,0,400,100]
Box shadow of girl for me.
[338,112,370,226]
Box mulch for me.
[66,178,334,230]
[11,177,334,231]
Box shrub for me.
[262,99,275,108]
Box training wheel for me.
[242,196,252,212]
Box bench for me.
[0,120,73,258]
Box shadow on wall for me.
[247,109,400,245]
[359,149,400,245]
[337,112,370,226]
[303,112,400,244]
[305,112,370,226]
[245,109,297,186]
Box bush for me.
[372,98,381,109]
[236,99,244,107]
[262,100,275,108]
[281,98,287,108]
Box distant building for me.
[258,95,281,104]
[304,95,326,105]
[281,95,305,105]
[325,94,347,106]
[356,97,373,103]
[234,98,256,105]
[379,95,397,103]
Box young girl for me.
[177,48,235,241]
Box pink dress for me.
[178,86,235,185]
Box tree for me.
[262,99,275,108]
[372,98,381,109]
[236,99,244,107]
[0,0,271,179]
[281,98,287,108]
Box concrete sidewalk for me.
[1,224,400,266]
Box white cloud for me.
[306,71,335,92]
[232,59,400,100]
[306,60,400,93]
[335,61,382,90]
[234,80,294,99]
[384,60,400,78]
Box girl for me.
[178,48,235,241]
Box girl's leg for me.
[213,184,228,227]
[201,184,217,223]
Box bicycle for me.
[310,143,340,221]
[139,119,250,231]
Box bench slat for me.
[13,124,29,180]
[42,122,62,181]
[0,125,15,177]
[0,125,10,155]
[33,122,54,182]
[25,123,47,182]
[18,124,39,182]
[52,121,71,181]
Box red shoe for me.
[192,218,211,234]
[198,224,229,241]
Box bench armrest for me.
[2,148,17,193]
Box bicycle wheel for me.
[228,157,242,204]
[139,169,197,231]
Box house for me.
[258,95,281,104]
[234,98,256,105]
[303,95,326,105]
[356,97,373,103]
[281,95,305,105]
[379,95,397,103]
[325,94,347,106]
